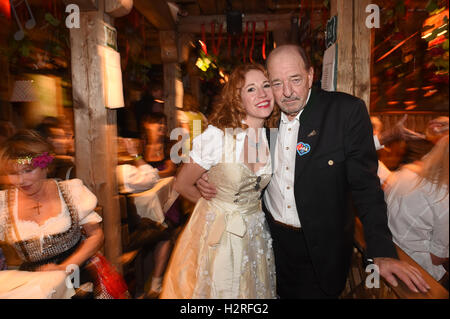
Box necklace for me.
[23,181,47,215]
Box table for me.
[0,270,75,299]
[126,177,179,225]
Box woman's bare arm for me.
[174,161,207,203]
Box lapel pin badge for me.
[307,130,317,137]
[297,142,311,156]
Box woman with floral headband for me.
[0,130,104,296]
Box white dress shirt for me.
[263,90,311,228]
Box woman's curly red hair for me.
[209,63,280,131]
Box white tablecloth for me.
[127,177,179,225]
[0,270,75,299]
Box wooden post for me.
[330,0,372,111]
[353,0,372,111]
[331,0,354,96]
[69,0,123,271]
[160,30,180,132]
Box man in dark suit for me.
[261,44,429,298]
[197,45,430,298]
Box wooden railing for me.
[349,217,448,299]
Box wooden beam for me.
[331,0,372,111]
[160,30,178,63]
[62,0,98,11]
[105,0,133,18]
[267,0,328,10]
[331,0,354,96]
[354,0,372,111]
[163,63,180,132]
[178,13,293,33]
[134,0,175,30]
[69,0,122,272]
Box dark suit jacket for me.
[264,87,398,296]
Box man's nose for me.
[282,81,292,97]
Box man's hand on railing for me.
[374,257,431,293]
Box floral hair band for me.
[16,152,54,168]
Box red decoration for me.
[262,20,268,60]
[0,0,11,19]
[201,24,207,55]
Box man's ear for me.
[308,67,314,88]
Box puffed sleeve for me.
[0,191,7,242]
[61,179,102,226]
[189,125,224,170]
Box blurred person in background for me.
[0,130,105,295]
[385,135,449,288]
[177,92,208,152]
[117,137,160,194]
[0,120,16,189]
[400,116,449,165]
[142,113,177,178]
[134,82,165,136]
[35,117,75,180]
[136,113,183,297]
[371,115,426,185]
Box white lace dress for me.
[160,125,276,299]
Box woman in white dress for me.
[0,130,104,294]
[160,63,279,299]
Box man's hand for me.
[374,257,430,293]
[195,172,217,200]
[379,115,425,145]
